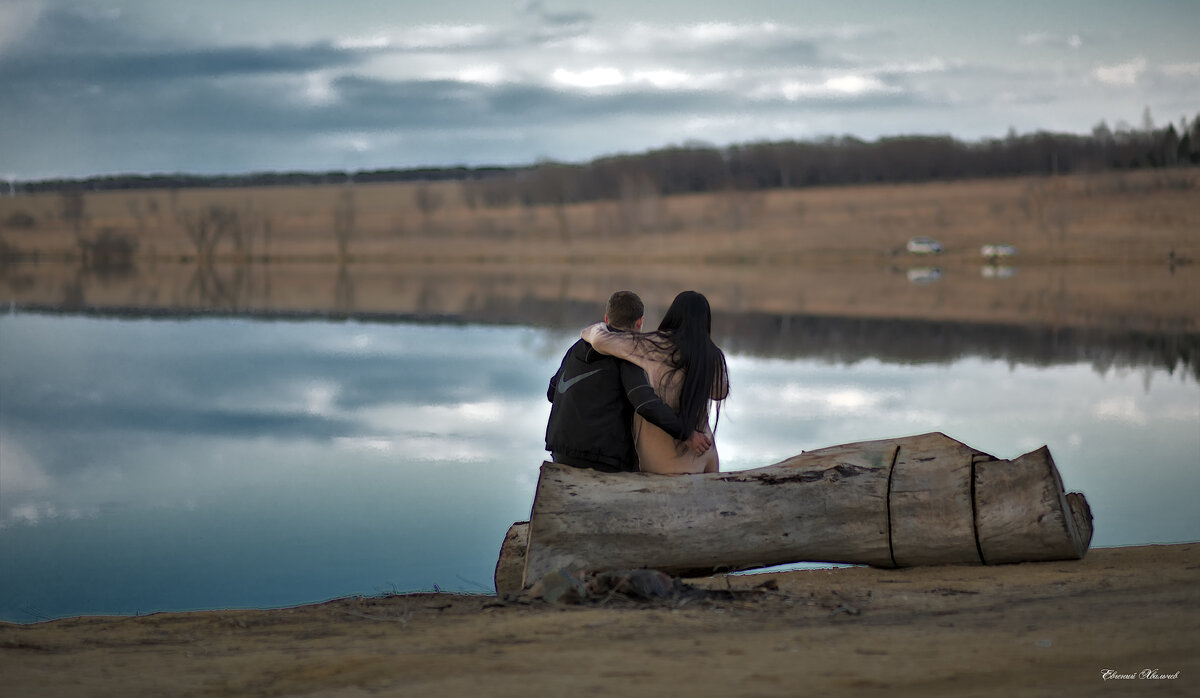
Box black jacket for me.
[545,336,689,472]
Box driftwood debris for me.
[496,432,1093,595]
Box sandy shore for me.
[1,543,1196,696]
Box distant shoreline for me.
[4,170,1197,343]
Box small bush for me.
[79,228,138,271]
[0,236,17,263]
[3,211,36,229]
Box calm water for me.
[1,311,1197,623]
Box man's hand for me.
[686,430,713,456]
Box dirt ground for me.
[2,543,1195,697]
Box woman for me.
[582,290,729,474]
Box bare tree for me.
[333,188,356,263]
[415,184,443,217]
[178,206,239,264]
[60,189,86,236]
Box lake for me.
[1,308,1197,623]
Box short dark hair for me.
[605,291,644,330]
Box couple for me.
[545,290,729,475]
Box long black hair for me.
[653,290,728,434]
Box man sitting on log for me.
[545,291,711,472]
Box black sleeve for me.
[618,360,689,441]
[547,356,566,403]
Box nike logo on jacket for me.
[557,368,603,394]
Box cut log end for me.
[494,521,529,597]
[1066,492,1094,555]
[975,446,1092,565]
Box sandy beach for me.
[1,542,1195,696]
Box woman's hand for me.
[581,322,607,348]
[582,322,621,357]
[686,430,713,455]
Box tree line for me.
[12,113,1199,206]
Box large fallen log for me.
[496,432,1093,595]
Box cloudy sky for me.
[1,0,1197,180]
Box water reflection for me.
[982,264,1016,279]
[715,313,1199,381]
[905,267,942,284]
[1,311,1197,622]
[184,263,267,309]
[0,313,559,621]
[5,258,1197,384]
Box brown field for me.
[1,169,1198,332]
[2,543,1196,697]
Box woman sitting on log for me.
[582,290,730,474]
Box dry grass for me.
[2,169,1197,265]
[2,171,1197,333]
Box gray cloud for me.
[0,44,370,85]
[4,5,141,55]
[0,6,379,86]
[1,0,1196,178]
[6,63,921,140]
[517,0,594,42]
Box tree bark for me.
[510,432,1093,589]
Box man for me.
[545,290,711,472]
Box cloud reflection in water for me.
[0,312,1197,622]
